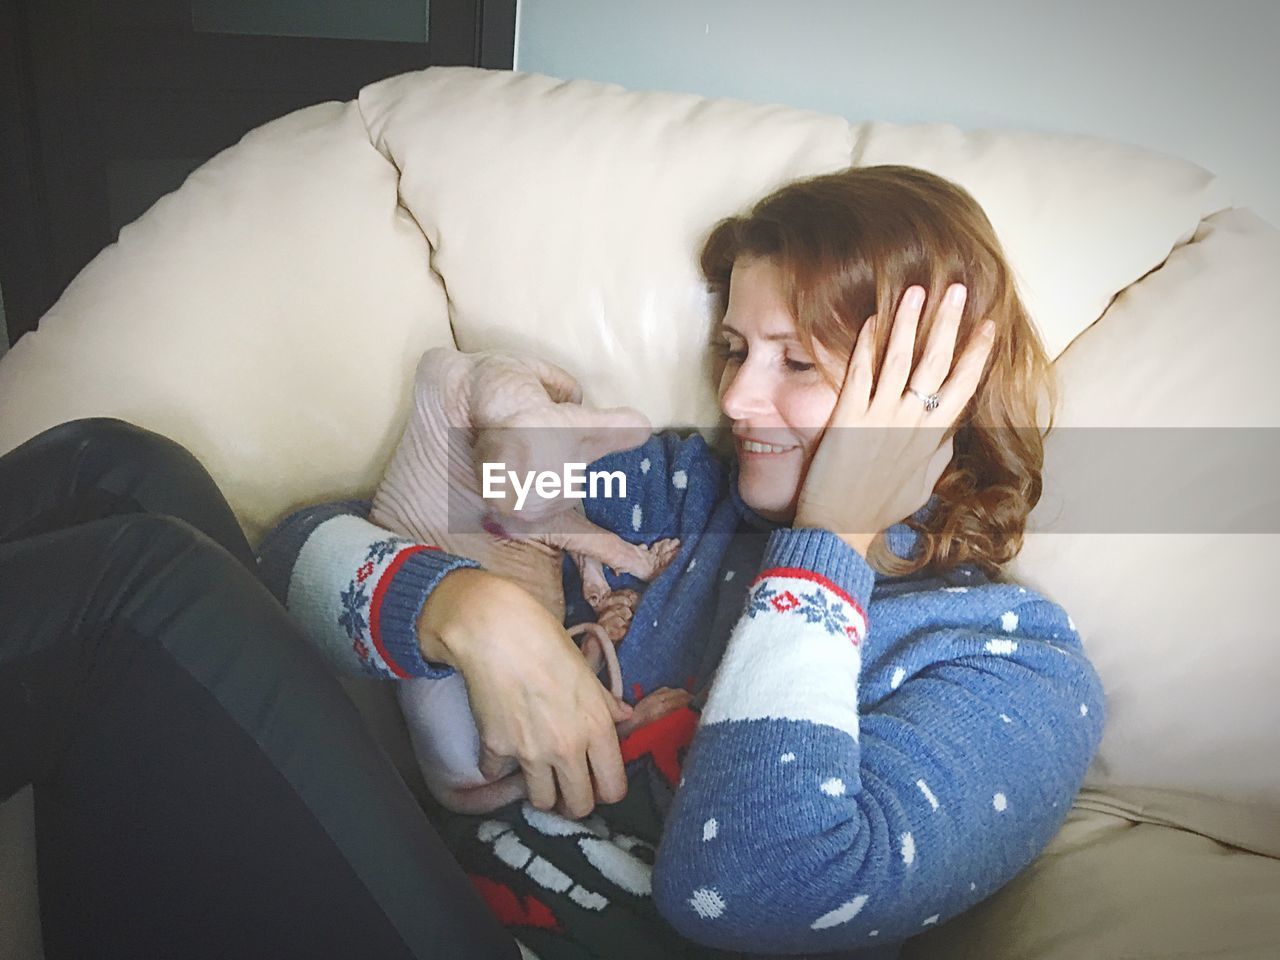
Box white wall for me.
[516,0,1280,227]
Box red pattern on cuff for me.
[368,544,435,678]
[751,565,868,626]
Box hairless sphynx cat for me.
[371,347,692,814]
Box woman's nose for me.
[719,362,770,420]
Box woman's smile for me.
[736,436,801,456]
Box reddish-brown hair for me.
[700,165,1054,576]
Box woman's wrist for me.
[839,533,874,558]
[792,511,875,559]
[415,566,493,667]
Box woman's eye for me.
[785,358,815,373]
[713,342,745,361]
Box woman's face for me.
[717,256,844,522]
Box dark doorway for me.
[0,0,516,346]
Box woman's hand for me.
[417,568,633,819]
[794,284,995,557]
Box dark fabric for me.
[0,418,520,960]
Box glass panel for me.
[192,0,428,43]
[0,281,8,355]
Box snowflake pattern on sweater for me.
[258,505,469,681]
[256,433,1106,960]
[746,574,866,642]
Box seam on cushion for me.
[354,92,396,167]
[1072,793,1280,860]
[1051,214,1218,363]
[349,92,456,345]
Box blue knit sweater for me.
[258,430,1106,959]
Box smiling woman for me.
[701,165,1053,576]
[0,140,1104,957]
[247,163,1105,959]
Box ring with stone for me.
[906,386,942,412]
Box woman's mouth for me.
[737,438,798,457]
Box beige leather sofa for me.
[2,66,1277,959]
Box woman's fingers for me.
[873,286,925,406]
[935,319,996,423]
[553,758,595,820]
[587,719,628,806]
[833,286,975,424]
[520,757,558,812]
[835,314,877,418]
[550,684,631,817]
[908,284,967,397]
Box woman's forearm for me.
[256,501,478,680]
[652,534,1104,954]
[414,566,496,668]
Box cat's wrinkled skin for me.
[371,347,683,814]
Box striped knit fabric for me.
[257,432,1106,959]
[258,499,471,679]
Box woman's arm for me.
[256,498,634,818]
[651,525,1105,954]
[256,499,478,679]
[253,429,718,676]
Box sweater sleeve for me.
[651,525,1106,954]
[256,499,481,680]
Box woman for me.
[0,164,1104,960]
[258,165,1106,958]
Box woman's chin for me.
[738,484,796,523]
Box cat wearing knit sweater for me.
[370,347,687,813]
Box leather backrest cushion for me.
[0,101,454,542]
